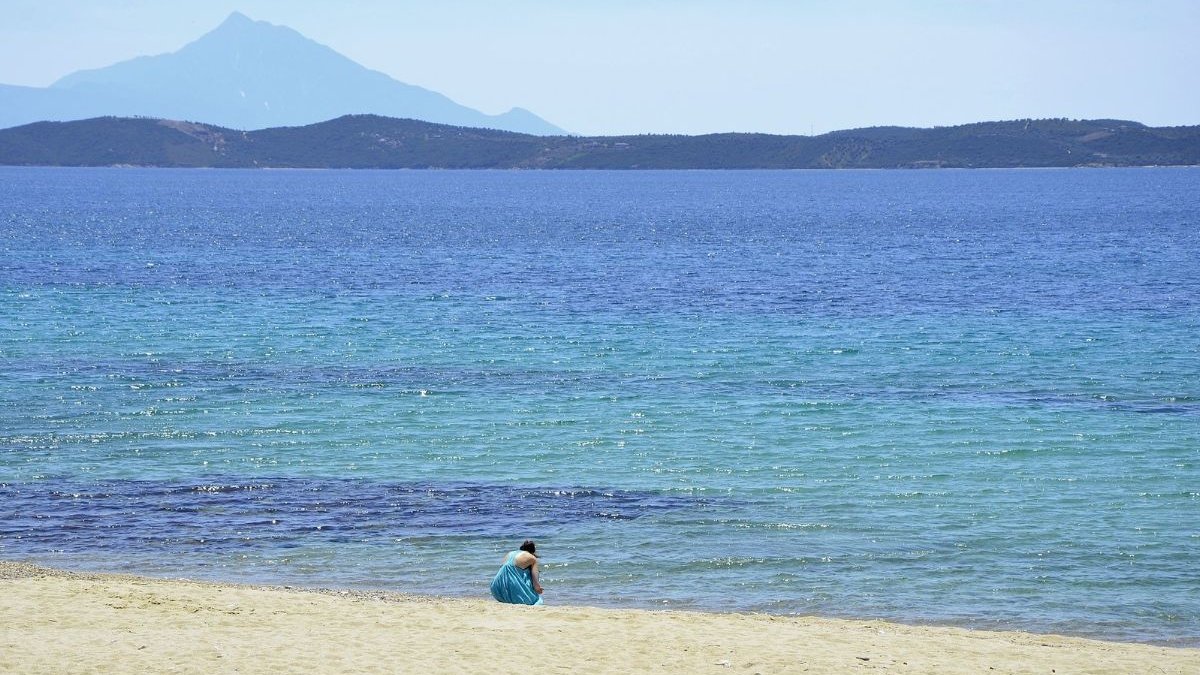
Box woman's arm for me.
[530,561,543,595]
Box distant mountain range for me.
[0,12,564,135]
[2,115,1197,169]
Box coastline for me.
[2,561,1196,674]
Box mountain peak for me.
[222,11,254,25]
[211,11,295,34]
[197,11,303,47]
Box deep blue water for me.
[1,166,1198,646]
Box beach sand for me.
[2,561,1196,674]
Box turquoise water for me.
[1,166,1198,645]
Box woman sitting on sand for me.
[490,539,543,605]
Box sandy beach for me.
[1,561,1195,674]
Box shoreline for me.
[3,163,1199,171]
[3,561,1197,674]
[4,556,1190,649]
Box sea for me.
[1,166,1197,647]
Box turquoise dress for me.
[490,551,543,605]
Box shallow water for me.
[1,166,1198,645]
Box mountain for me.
[0,12,564,135]
[1,115,1197,169]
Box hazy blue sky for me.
[2,0,1197,135]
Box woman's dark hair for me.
[520,540,537,555]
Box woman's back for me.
[490,549,543,605]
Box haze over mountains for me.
[0,12,564,135]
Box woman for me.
[490,539,543,605]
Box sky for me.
[1,0,1197,136]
